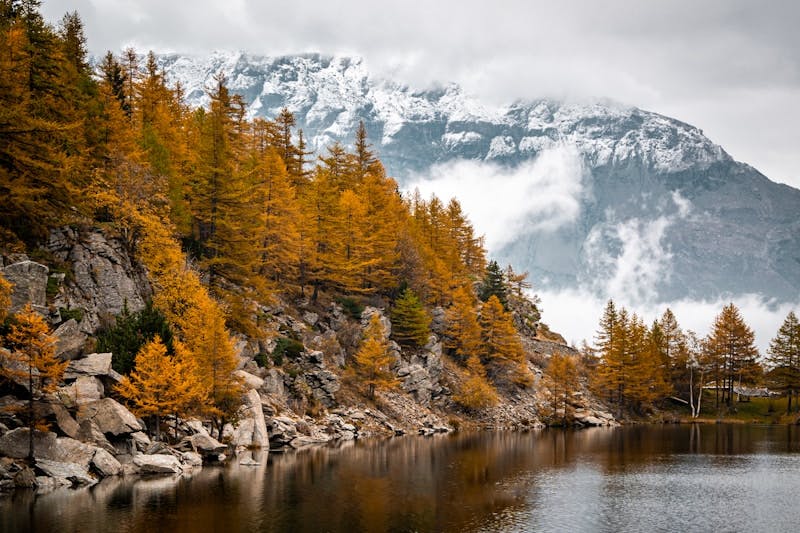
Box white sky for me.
[41,0,800,188]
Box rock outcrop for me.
[0,260,48,313]
[46,227,152,334]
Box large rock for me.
[0,428,58,459]
[60,376,105,408]
[234,370,264,390]
[46,227,152,334]
[133,453,183,474]
[75,419,115,454]
[305,369,340,407]
[91,448,122,476]
[78,398,143,436]
[50,403,80,439]
[53,319,88,360]
[64,353,113,380]
[1,260,48,313]
[35,459,96,486]
[188,433,226,454]
[53,437,97,468]
[231,390,269,448]
[268,416,298,448]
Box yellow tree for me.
[0,272,12,323]
[1,304,66,460]
[705,303,760,408]
[544,352,580,425]
[353,314,398,398]
[115,336,203,441]
[182,297,243,432]
[444,286,482,363]
[455,354,498,410]
[250,146,300,288]
[479,295,532,386]
[358,173,402,292]
[766,311,800,413]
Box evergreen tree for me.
[766,311,800,413]
[479,260,507,308]
[391,289,431,348]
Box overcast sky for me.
[41,0,800,188]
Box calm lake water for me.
[2,424,800,532]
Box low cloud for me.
[580,191,693,305]
[406,144,587,250]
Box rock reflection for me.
[1,425,799,532]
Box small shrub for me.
[337,296,364,319]
[59,307,84,323]
[272,336,304,362]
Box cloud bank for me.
[406,144,587,250]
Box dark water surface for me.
[2,424,800,532]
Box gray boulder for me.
[53,319,87,360]
[75,419,115,454]
[234,370,264,390]
[188,433,227,454]
[13,466,37,488]
[50,403,80,439]
[0,428,58,459]
[133,453,183,474]
[1,260,48,313]
[64,353,113,380]
[91,449,122,477]
[78,398,143,436]
[36,459,96,486]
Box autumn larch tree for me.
[353,314,398,398]
[544,351,580,425]
[766,311,800,413]
[444,286,482,363]
[705,303,760,408]
[0,272,12,323]
[1,304,66,460]
[115,335,203,441]
[479,295,532,386]
[455,354,498,410]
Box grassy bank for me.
[664,392,800,424]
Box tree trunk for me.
[28,361,34,461]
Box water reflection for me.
[1,425,799,532]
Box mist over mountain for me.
[156,51,800,306]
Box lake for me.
[2,424,800,532]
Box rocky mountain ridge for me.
[154,51,800,303]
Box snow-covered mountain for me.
[156,52,800,304]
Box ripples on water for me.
[1,425,799,532]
